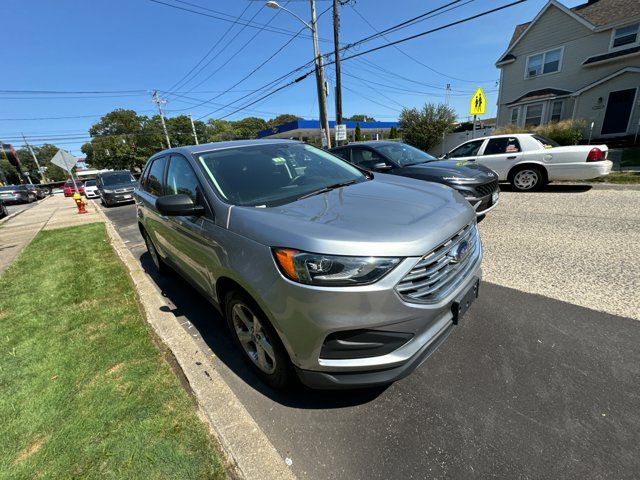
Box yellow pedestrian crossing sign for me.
[469,87,486,116]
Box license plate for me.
[123,194,132,199]
[451,279,479,324]
[491,191,499,204]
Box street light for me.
[266,0,332,148]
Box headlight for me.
[103,189,114,194]
[442,176,476,184]
[273,248,400,286]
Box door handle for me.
[468,158,476,162]
[507,156,517,160]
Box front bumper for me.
[103,192,135,204]
[257,243,483,389]
[466,190,499,216]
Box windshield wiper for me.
[297,180,357,200]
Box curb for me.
[96,205,296,480]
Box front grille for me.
[396,223,480,303]
[475,180,498,197]
[115,187,134,193]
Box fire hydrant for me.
[73,191,87,214]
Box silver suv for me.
[135,140,482,389]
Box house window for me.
[550,101,563,122]
[525,104,543,126]
[612,23,639,48]
[510,107,519,124]
[526,48,562,78]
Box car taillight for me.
[586,148,604,162]
[13,191,20,194]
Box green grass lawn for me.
[0,223,225,479]
[621,147,640,167]
[592,172,640,184]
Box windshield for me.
[101,172,136,186]
[375,143,436,167]
[197,143,367,207]
[532,135,559,149]
[84,180,96,186]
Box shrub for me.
[494,119,586,145]
[399,103,456,151]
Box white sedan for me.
[84,179,99,199]
[442,133,612,191]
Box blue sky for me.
[2,0,583,154]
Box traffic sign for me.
[469,87,486,116]
[50,149,78,173]
[335,124,347,141]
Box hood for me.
[402,160,497,182]
[227,174,475,257]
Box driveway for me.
[97,186,640,480]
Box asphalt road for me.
[4,201,36,218]
[98,198,640,480]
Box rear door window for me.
[145,156,167,197]
[331,148,350,162]
[483,137,521,155]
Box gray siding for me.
[497,3,640,129]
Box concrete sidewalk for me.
[0,194,101,274]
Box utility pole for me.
[22,133,46,183]
[188,114,199,145]
[310,0,331,149]
[332,0,343,145]
[445,83,451,106]
[152,89,172,149]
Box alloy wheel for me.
[232,303,277,374]
[513,169,539,190]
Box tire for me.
[224,290,293,389]
[142,230,171,275]
[510,166,545,192]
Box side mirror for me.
[373,162,392,171]
[155,194,204,216]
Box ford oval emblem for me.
[449,240,470,264]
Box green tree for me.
[86,109,164,171]
[0,158,20,184]
[233,117,268,139]
[354,123,363,141]
[388,126,398,139]
[346,114,376,122]
[399,103,456,151]
[266,114,300,128]
[165,115,207,147]
[15,144,67,182]
[206,119,236,142]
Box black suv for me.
[331,141,500,216]
[96,170,137,207]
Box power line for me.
[148,0,316,39]
[176,2,293,97]
[342,0,464,49]
[164,2,254,94]
[349,1,496,84]
[337,1,528,64]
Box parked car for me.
[96,170,137,207]
[135,140,482,389]
[0,199,7,219]
[331,141,500,216]
[25,184,45,200]
[83,179,99,199]
[0,185,36,204]
[442,133,612,191]
[63,180,84,197]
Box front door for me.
[601,88,636,135]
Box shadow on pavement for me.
[499,183,593,193]
[138,251,387,409]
